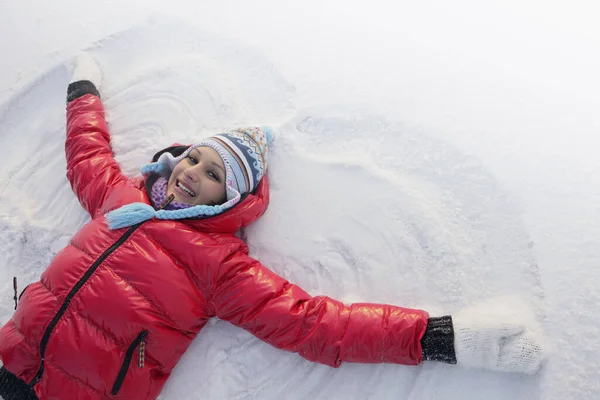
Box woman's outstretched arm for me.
[210,249,430,367]
[210,247,546,373]
[65,54,128,217]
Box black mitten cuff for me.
[421,315,457,364]
[67,80,100,103]
[0,367,39,400]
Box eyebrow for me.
[192,148,226,177]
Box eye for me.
[187,156,198,165]
[207,170,220,182]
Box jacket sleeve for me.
[210,249,429,368]
[65,82,128,217]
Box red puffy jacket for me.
[0,94,429,399]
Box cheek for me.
[209,181,224,195]
[166,173,175,189]
[168,165,184,185]
[209,182,227,201]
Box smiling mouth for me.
[176,179,196,198]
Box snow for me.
[1,1,600,399]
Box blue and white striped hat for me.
[140,126,273,210]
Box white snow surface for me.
[1,1,599,399]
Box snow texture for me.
[1,1,600,399]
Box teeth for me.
[177,181,195,197]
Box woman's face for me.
[167,146,227,206]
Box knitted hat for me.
[105,126,273,230]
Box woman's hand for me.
[452,297,548,374]
[68,53,103,89]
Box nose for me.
[184,162,204,182]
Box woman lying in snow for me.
[0,54,546,400]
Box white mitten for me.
[68,53,103,89]
[452,297,547,374]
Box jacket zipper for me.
[13,279,32,309]
[111,330,148,395]
[13,277,17,310]
[29,222,143,387]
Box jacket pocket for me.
[111,330,148,395]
